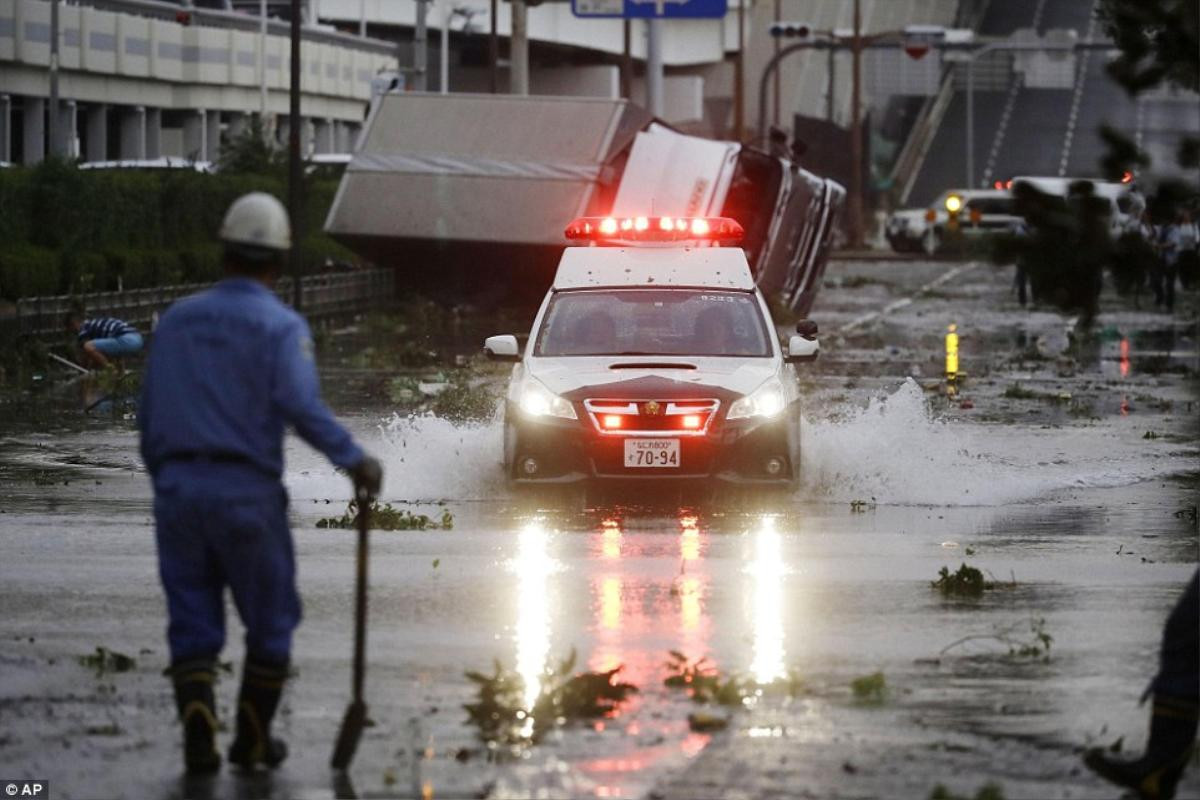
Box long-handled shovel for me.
[331,492,372,771]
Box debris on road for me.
[316,500,454,531]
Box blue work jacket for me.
[139,277,364,484]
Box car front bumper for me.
[505,407,799,488]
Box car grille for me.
[583,399,720,436]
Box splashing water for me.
[284,412,507,504]
[283,380,1194,507]
[800,379,1196,507]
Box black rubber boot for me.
[169,658,221,775]
[1084,695,1199,800]
[227,659,289,770]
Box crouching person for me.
[139,192,383,774]
[66,312,143,370]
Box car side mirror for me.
[484,334,521,362]
[795,320,818,337]
[785,334,819,363]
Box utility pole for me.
[260,0,269,123]
[48,0,61,158]
[440,2,450,93]
[489,0,498,92]
[733,0,744,140]
[826,45,834,122]
[359,0,367,36]
[510,0,528,94]
[646,18,663,115]
[772,0,780,128]
[966,54,974,188]
[849,0,863,250]
[414,0,429,91]
[288,0,303,310]
[621,18,632,100]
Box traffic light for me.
[769,21,811,38]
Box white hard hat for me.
[219,192,292,252]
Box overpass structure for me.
[0,0,398,164]
[905,0,1199,206]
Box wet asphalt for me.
[0,257,1197,800]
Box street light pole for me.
[849,0,863,249]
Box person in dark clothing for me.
[1085,570,1199,800]
[139,192,383,774]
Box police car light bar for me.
[564,216,745,244]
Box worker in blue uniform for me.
[139,192,383,774]
[1085,569,1199,799]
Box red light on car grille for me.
[681,414,702,430]
[602,414,624,429]
[564,216,744,244]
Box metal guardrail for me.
[10,268,396,340]
[78,0,398,56]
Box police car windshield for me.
[535,289,771,358]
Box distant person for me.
[65,312,143,370]
[139,192,383,774]
[696,304,738,354]
[1172,209,1198,291]
[568,309,618,354]
[1011,218,1032,307]
[1085,569,1198,800]
[1155,213,1188,311]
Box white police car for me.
[484,216,819,489]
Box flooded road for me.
[1,258,1197,800]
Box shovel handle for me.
[351,494,370,703]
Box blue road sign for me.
[572,0,728,19]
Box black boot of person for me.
[1084,695,1199,800]
[169,658,221,775]
[227,659,290,770]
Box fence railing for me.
[9,268,396,340]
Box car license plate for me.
[624,439,680,468]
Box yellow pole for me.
[945,323,959,381]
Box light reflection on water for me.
[514,521,553,734]
[748,516,787,685]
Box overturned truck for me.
[325,93,844,315]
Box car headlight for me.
[519,377,577,420]
[727,379,786,420]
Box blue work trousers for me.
[1150,569,1199,701]
[153,463,301,666]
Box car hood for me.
[528,356,777,398]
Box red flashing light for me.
[1121,171,1134,184]
[1004,179,1013,190]
[602,414,624,430]
[565,216,744,244]
[681,414,702,430]
[993,180,1004,190]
